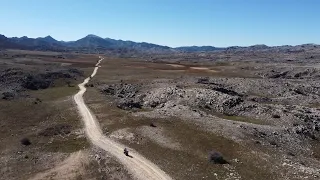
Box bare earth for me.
[73,56,172,180]
[29,151,88,180]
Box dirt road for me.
[73,56,172,180]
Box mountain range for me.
[0,34,319,53]
[0,34,176,53]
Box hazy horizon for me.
[1,0,319,47]
[2,33,319,48]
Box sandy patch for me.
[158,70,185,73]
[29,151,89,180]
[190,67,210,70]
[189,67,219,72]
[166,64,186,68]
[109,128,136,142]
[60,63,72,66]
[208,69,219,73]
[136,126,181,150]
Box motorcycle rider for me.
[124,148,129,156]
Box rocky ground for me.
[0,50,88,100]
[0,67,83,99]
[94,56,320,179]
[0,51,132,180]
[2,48,320,180]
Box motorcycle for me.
[124,148,129,156]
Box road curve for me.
[73,56,173,180]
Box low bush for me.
[20,138,31,146]
[209,150,228,164]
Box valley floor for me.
[1,49,320,180]
[86,57,320,180]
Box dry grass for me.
[29,86,78,101]
[6,49,63,56]
[89,57,258,87]
[84,89,277,179]
[41,136,89,153]
[83,57,279,180]
[0,52,99,180]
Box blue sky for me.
[0,0,319,47]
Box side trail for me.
[73,56,173,180]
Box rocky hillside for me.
[0,65,83,100]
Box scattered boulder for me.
[22,69,82,90]
[209,151,228,164]
[272,114,281,118]
[269,71,289,78]
[222,96,243,109]
[287,152,295,156]
[33,97,42,104]
[150,123,157,127]
[293,125,318,140]
[269,141,279,147]
[212,87,242,97]
[293,89,305,95]
[20,138,31,146]
[22,74,51,90]
[249,96,271,103]
[100,83,138,98]
[117,99,142,110]
[197,77,209,84]
[2,91,15,100]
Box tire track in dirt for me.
[73,56,173,180]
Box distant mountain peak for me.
[85,34,102,39]
[250,44,268,47]
[44,35,55,40]
[37,35,58,43]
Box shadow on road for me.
[127,155,133,158]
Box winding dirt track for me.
[73,56,172,180]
